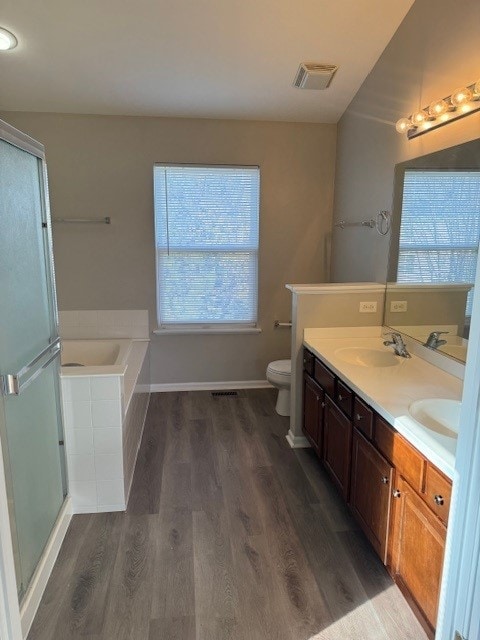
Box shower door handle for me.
[1,337,61,396]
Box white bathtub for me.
[60,338,150,514]
[61,339,132,373]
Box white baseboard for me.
[20,497,72,638]
[135,384,151,393]
[149,380,273,393]
[286,430,310,449]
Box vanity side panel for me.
[123,352,151,502]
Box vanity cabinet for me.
[302,349,353,499]
[302,347,452,635]
[350,428,393,563]
[323,397,353,499]
[303,373,324,454]
[389,475,447,632]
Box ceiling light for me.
[450,86,473,107]
[411,110,428,126]
[0,27,17,51]
[428,99,449,118]
[395,118,413,134]
[396,79,480,139]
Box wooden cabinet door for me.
[303,373,324,454]
[350,429,393,563]
[390,475,447,633]
[323,397,352,499]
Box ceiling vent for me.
[293,63,338,90]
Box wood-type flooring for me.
[28,389,427,640]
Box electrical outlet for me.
[359,301,377,313]
[390,300,408,312]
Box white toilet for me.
[266,359,291,416]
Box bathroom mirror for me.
[384,138,480,363]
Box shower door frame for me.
[0,431,23,640]
[0,120,71,640]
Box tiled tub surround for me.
[59,309,149,340]
[303,327,463,478]
[61,339,150,513]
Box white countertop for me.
[303,328,463,479]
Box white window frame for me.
[396,168,480,317]
[153,163,261,335]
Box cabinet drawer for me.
[314,359,335,397]
[353,396,374,439]
[425,465,452,525]
[374,416,425,493]
[336,380,353,418]
[303,349,315,376]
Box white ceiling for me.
[0,0,415,123]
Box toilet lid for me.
[267,359,291,375]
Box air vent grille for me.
[293,63,338,90]
[211,391,238,397]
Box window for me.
[153,164,260,331]
[397,169,480,315]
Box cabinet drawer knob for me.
[355,413,363,421]
[393,489,401,498]
[434,494,444,506]
[380,476,389,484]
[338,394,343,401]
[321,402,326,408]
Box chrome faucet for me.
[383,332,411,358]
[423,331,448,350]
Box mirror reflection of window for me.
[397,169,480,318]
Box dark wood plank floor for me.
[28,390,427,640]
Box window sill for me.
[153,327,262,336]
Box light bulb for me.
[411,110,427,126]
[0,27,17,51]
[395,118,413,134]
[451,87,473,107]
[428,99,448,118]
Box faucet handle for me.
[383,331,399,340]
[424,331,449,349]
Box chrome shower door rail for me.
[0,338,61,396]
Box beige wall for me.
[1,112,336,384]
[331,0,480,283]
[384,289,468,335]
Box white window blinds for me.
[398,169,480,315]
[154,165,260,327]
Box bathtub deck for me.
[27,389,426,640]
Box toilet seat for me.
[267,360,291,376]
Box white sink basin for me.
[408,398,461,438]
[334,347,400,368]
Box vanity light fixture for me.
[0,27,17,51]
[396,79,480,139]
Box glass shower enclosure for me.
[0,120,67,602]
